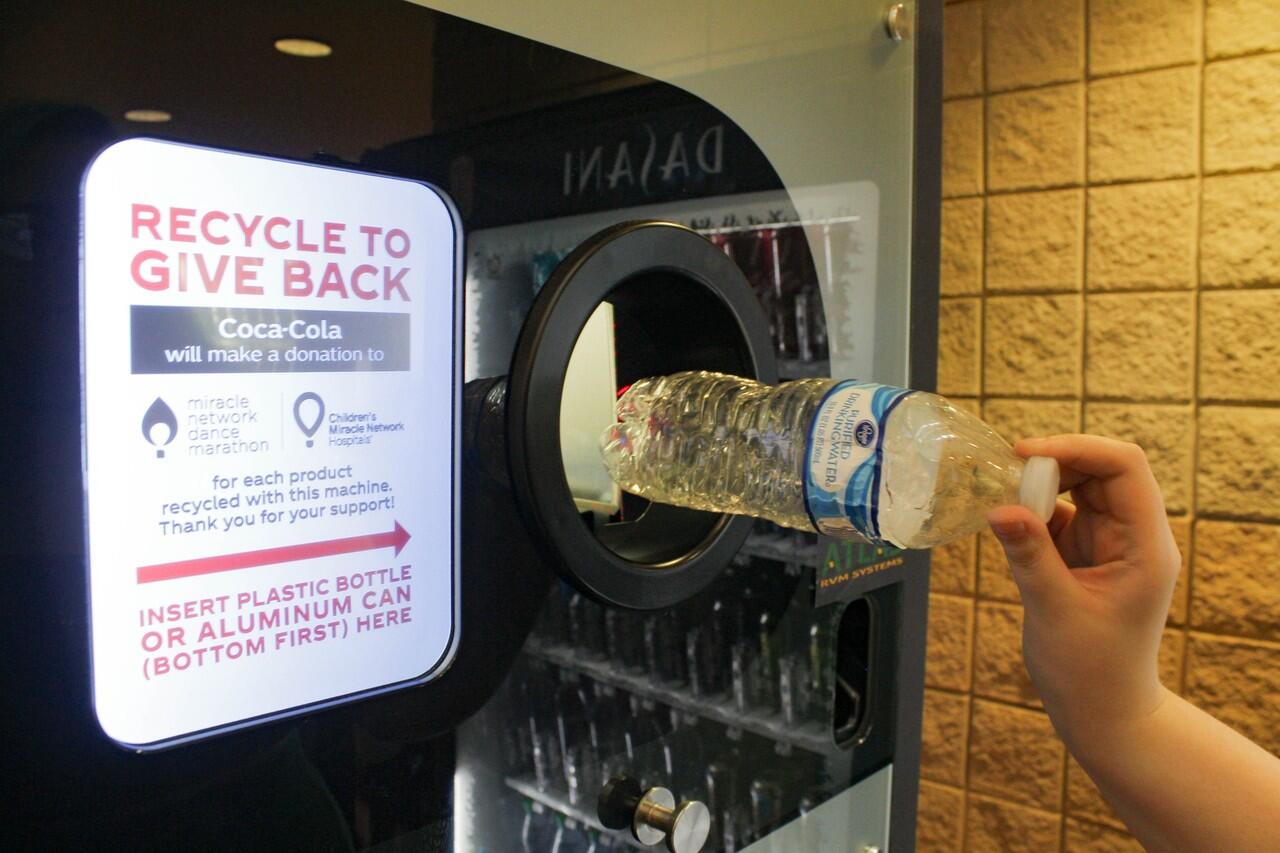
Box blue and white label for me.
[804,381,912,541]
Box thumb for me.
[987,505,1075,609]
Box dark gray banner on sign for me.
[130,305,411,374]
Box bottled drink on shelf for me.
[526,664,563,792]
[705,758,739,825]
[551,815,592,853]
[806,617,834,724]
[704,734,745,851]
[730,641,753,713]
[588,682,628,764]
[643,608,687,685]
[534,582,571,645]
[591,686,631,785]
[675,718,716,798]
[749,773,785,833]
[499,668,536,775]
[798,786,827,815]
[567,592,605,657]
[721,804,751,853]
[600,371,1060,549]
[777,654,804,726]
[521,801,557,853]
[687,589,737,698]
[604,608,644,671]
[685,625,712,698]
[555,675,596,805]
[754,610,780,712]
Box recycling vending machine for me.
[0,1,940,850]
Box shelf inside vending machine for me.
[504,775,644,849]
[523,638,835,755]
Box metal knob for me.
[598,776,711,853]
[884,3,913,41]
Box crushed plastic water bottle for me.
[599,371,1059,550]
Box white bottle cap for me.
[1018,456,1061,522]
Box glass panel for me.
[416,0,919,383]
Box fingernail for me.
[990,520,1026,542]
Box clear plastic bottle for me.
[599,371,1059,550]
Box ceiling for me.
[1,0,437,162]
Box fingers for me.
[1015,435,1166,529]
[1046,499,1094,567]
[1016,435,1149,484]
[988,505,1078,611]
[1046,499,1076,539]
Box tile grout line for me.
[942,44,1280,107]
[963,394,1280,408]
[1062,5,1091,846]
[936,282,1280,299]
[1184,628,1280,651]
[1180,0,1211,703]
[1186,511,1280,525]
[960,5,994,845]
[945,161,1280,197]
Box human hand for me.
[986,435,1181,749]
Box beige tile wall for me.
[924,0,1280,849]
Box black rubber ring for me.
[505,220,777,610]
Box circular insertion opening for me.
[508,221,776,609]
[558,269,759,566]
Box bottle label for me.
[803,381,912,541]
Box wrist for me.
[1054,684,1176,769]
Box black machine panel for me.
[0,2,938,850]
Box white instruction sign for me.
[82,139,460,748]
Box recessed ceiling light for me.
[124,109,172,123]
[274,37,332,58]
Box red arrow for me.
[136,521,411,584]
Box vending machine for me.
[0,1,939,850]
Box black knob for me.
[598,775,643,831]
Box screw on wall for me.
[884,3,913,41]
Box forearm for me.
[1065,687,1280,853]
